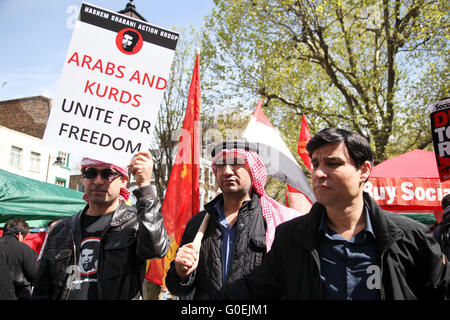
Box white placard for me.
[43,3,179,166]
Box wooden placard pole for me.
[182,213,210,271]
[193,213,210,251]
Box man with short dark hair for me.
[0,218,39,300]
[210,128,449,300]
[33,151,169,300]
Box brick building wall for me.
[69,174,84,192]
[0,96,51,139]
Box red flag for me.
[284,114,313,213]
[298,114,312,171]
[146,53,201,286]
[243,101,314,214]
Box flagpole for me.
[181,213,210,272]
[182,47,204,272]
[193,213,210,250]
[192,45,204,252]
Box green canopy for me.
[396,212,437,226]
[0,169,85,228]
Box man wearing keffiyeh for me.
[33,151,169,300]
[166,140,302,299]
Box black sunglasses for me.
[82,168,122,181]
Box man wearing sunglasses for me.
[33,151,169,300]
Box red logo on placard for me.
[115,28,143,55]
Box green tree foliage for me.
[201,0,449,163]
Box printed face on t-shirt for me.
[78,237,100,276]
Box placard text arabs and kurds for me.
[67,51,167,107]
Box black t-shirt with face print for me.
[67,211,113,300]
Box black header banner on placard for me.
[80,3,179,50]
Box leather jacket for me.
[166,192,267,299]
[33,186,169,300]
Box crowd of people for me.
[1,128,449,300]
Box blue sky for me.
[0,0,214,101]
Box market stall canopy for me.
[364,149,450,225]
[0,169,85,228]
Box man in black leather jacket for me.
[33,151,169,300]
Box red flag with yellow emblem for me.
[146,53,201,287]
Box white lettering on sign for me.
[364,181,450,204]
[364,182,396,204]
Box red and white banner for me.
[364,149,450,213]
[365,177,450,209]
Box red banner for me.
[365,177,450,209]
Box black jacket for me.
[32,186,169,300]
[166,192,267,299]
[211,193,449,300]
[0,234,39,299]
[433,208,450,258]
[0,243,15,300]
